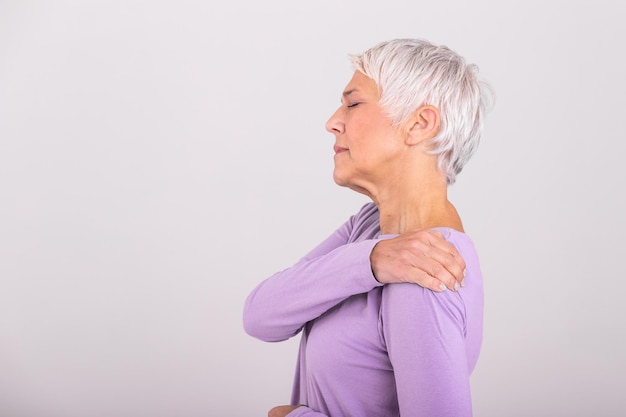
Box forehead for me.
[343,70,380,97]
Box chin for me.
[333,178,348,188]
[333,174,360,194]
[332,170,349,187]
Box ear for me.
[404,105,441,146]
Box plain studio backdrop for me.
[1,1,624,416]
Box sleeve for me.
[242,212,383,343]
[381,284,473,417]
[286,406,328,417]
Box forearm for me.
[243,238,382,342]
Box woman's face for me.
[326,71,405,194]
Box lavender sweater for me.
[243,202,484,417]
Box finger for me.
[408,230,464,271]
[419,259,461,291]
[433,230,466,279]
[420,273,450,293]
[419,238,466,284]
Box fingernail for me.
[460,279,465,288]
[463,268,467,277]
[439,283,447,292]
[454,282,461,291]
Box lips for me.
[334,145,348,154]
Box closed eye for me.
[347,102,361,108]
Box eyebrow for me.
[342,89,358,98]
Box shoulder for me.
[432,228,479,261]
[380,228,483,347]
[381,229,482,326]
[432,228,483,287]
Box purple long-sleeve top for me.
[243,202,484,417]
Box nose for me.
[325,107,345,135]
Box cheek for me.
[346,119,372,147]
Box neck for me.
[370,169,463,235]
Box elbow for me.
[242,290,268,339]
[242,299,263,338]
[242,302,286,342]
[242,306,265,340]
[243,318,292,343]
[243,302,299,343]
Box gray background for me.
[1,0,624,416]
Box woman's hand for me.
[268,405,302,417]
[370,229,466,292]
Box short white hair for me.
[351,38,494,184]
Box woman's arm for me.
[244,208,467,343]
[243,229,382,342]
[381,236,482,417]
[383,285,473,416]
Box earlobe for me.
[405,105,440,146]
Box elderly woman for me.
[244,38,492,417]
